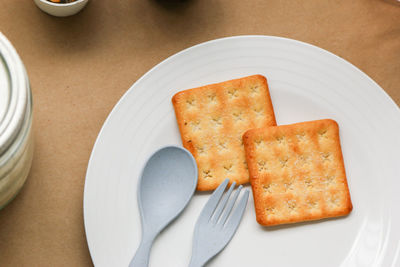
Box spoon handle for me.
[129,235,154,267]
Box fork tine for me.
[210,182,236,224]
[219,185,242,226]
[224,189,249,229]
[198,179,229,222]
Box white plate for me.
[83,36,400,267]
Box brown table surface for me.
[0,0,399,266]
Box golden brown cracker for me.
[243,119,352,226]
[172,75,276,191]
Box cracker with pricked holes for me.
[243,119,353,226]
[172,75,276,191]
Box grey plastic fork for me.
[189,179,249,267]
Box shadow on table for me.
[33,0,99,55]
[152,0,195,10]
[34,0,223,56]
[133,0,223,42]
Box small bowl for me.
[34,0,89,17]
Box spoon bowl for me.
[129,146,198,267]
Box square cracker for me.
[172,75,276,191]
[243,119,353,226]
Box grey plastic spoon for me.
[129,146,198,267]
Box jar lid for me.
[0,33,28,155]
[0,55,9,124]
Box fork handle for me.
[129,235,154,267]
[188,254,207,267]
[188,262,203,267]
[188,260,203,267]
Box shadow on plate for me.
[258,214,352,232]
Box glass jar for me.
[0,33,33,210]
